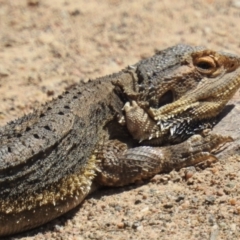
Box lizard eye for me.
[194,56,216,74]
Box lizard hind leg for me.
[94,139,165,187]
[94,134,233,187]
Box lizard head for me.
[144,46,240,142]
[151,49,240,119]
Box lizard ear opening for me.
[158,90,174,108]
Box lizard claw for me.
[118,115,126,126]
[123,101,139,112]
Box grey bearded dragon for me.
[0,44,240,236]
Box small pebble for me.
[234,207,240,214]
[134,198,142,204]
[205,195,215,205]
[137,225,143,231]
[132,222,141,229]
[27,0,39,6]
[232,0,240,8]
[216,189,224,196]
[117,222,125,229]
[163,203,173,209]
[230,223,236,232]
[191,196,198,204]
[175,194,185,202]
[141,207,149,213]
[211,167,219,174]
[229,198,237,205]
[185,170,194,180]
[187,178,194,185]
[54,225,64,233]
[181,200,190,209]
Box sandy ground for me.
[1,0,240,239]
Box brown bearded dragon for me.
[0,44,240,236]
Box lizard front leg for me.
[94,134,232,187]
[122,100,177,144]
[122,101,162,143]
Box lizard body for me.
[0,44,240,236]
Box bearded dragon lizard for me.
[0,44,240,236]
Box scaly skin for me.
[0,44,240,236]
